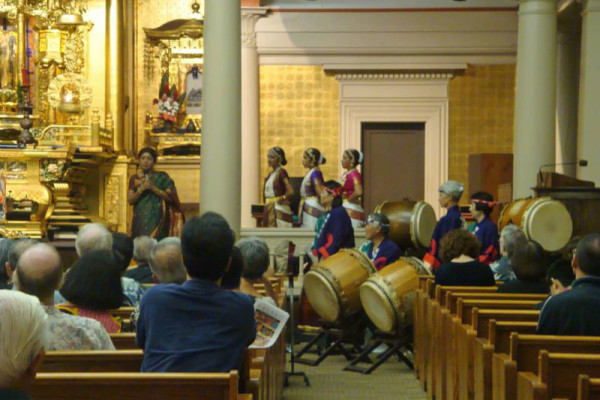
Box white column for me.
[241,8,268,228]
[201,0,242,234]
[555,29,579,177]
[513,0,557,198]
[577,0,600,183]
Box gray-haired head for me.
[75,223,113,257]
[237,237,270,280]
[366,213,391,237]
[0,290,48,387]
[149,237,185,284]
[500,224,527,257]
[439,180,464,201]
[133,236,158,264]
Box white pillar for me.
[241,8,268,228]
[577,0,600,183]
[513,0,557,198]
[555,29,579,177]
[201,0,242,234]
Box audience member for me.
[489,225,526,281]
[75,222,113,257]
[110,232,145,306]
[58,249,123,333]
[221,246,243,290]
[137,212,256,372]
[468,191,500,265]
[0,238,13,289]
[0,291,48,400]
[497,240,548,294]
[435,229,495,287]
[537,233,600,335]
[14,243,114,350]
[148,237,186,284]
[5,239,38,281]
[359,213,401,270]
[238,237,277,305]
[125,235,157,283]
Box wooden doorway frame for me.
[335,73,452,217]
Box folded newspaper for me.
[250,298,289,349]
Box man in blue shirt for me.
[136,212,256,372]
[537,233,600,336]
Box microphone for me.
[538,160,588,186]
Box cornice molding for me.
[334,72,454,81]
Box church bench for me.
[110,332,138,349]
[40,350,144,373]
[495,336,600,400]
[517,351,600,400]
[445,292,546,315]
[108,306,135,320]
[577,374,600,400]
[473,320,538,400]
[31,371,243,400]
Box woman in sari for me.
[299,148,326,228]
[263,147,294,227]
[340,148,365,228]
[128,147,184,240]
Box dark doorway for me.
[361,122,426,214]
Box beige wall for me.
[448,64,516,201]
[259,65,340,184]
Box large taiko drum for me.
[498,197,573,252]
[303,248,377,322]
[360,257,430,333]
[374,200,437,249]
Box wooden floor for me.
[282,348,426,400]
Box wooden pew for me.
[40,350,143,372]
[517,351,600,400]
[108,307,135,320]
[578,374,600,400]
[473,320,538,400]
[110,333,138,350]
[494,335,600,400]
[31,371,243,400]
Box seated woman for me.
[57,250,124,333]
[468,191,500,265]
[490,225,527,281]
[435,229,495,287]
[359,213,401,270]
[237,237,277,306]
[497,240,549,294]
[311,180,355,261]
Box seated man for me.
[136,212,256,372]
[0,238,13,289]
[5,239,38,282]
[125,235,157,284]
[14,243,114,350]
[359,213,401,270]
[537,233,600,336]
[0,291,48,400]
[75,222,114,257]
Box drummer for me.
[359,213,401,270]
[310,180,355,260]
[423,180,465,272]
[469,191,500,265]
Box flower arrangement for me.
[153,74,186,123]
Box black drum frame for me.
[343,327,413,374]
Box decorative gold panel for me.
[259,65,340,184]
[448,64,516,200]
[104,175,120,226]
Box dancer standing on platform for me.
[469,191,500,265]
[299,148,326,228]
[423,180,465,272]
[263,147,294,227]
[128,147,184,240]
[360,213,401,270]
[340,149,365,228]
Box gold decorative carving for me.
[104,175,120,226]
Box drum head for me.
[360,280,397,333]
[303,270,341,322]
[524,199,573,252]
[410,202,437,248]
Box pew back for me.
[40,350,144,373]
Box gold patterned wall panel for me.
[259,65,340,184]
[448,64,516,200]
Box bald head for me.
[15,243,63,305]
[149,239,186,284]
[76,223,113,257]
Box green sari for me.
[129,171,184,240]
